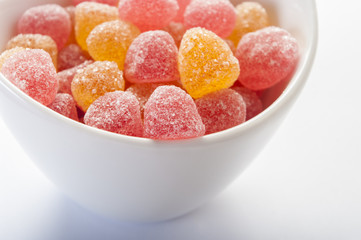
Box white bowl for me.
[0,0,317,222]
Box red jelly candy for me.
[118,0,179,31]
[173,0,191,23]
[57,44,89,71]
[144,86,205,140]
[232,86,263,120]
[195,88,246,134]
[17,4,71,50]
[163,22,186,47]
[48,93,79,121]
[1,49,58,106]
[84,91,143,137]
[235,26,299,90]
[124,30,179,83]
[184,0,237,38]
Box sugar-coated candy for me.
[224,39,236,53]
[173,0,191,23]
[17,4,71,50]
[184,0,236,38]
[58,44,89,71]
[232,86,263,120]
[75,2,119,51]
[195,89,246,134]
[84,91,143,137]
[71,61,125,111]
[163,22,186,47]
[65,6,77,45]
[235,26,299,90]
[58,60,93,95]
[6,34,58,68]
[0,47,25,70]
[48,93,79,121]
[1,49,58,106]
[228,2,270,47]
[178,27,240,99]
[118,0,179,32]
[124,31,179,83]
[86,20,140,70]
[73,0,119,6]
[144,85,205,140]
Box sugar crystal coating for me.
[228,2,270,47]
[0,47,25,70]
[86,20,140,70]
[235,26,299,90]
[232,86,263,120]
[73,0,119,6]
[195,88,246,134]
[48,93,79,121]
[71,61,125,111]
[118,0,179,32]
[124,30,179,83]
[144,85,205,140]
[75,2,119,51]
[58,43,89,71]
[6,34,58,68]
[184,0,236,38]
[1,49,58,105]
[178,27,240,99]
[84,91,143,137]
[58,60,93,95]
[163,22,186,47]
[173,0,191,23]
[17,4,71,50]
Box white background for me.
[1,1,361,239]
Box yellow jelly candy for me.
[71,61,125,111]
[6,34,58,69]
[86,20,140,70]
[75,2,119,51]
[178,27,240,99]
[228,2,270,47]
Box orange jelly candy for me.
[75,2,119,51]
[71,61,125,111]
[178,27,240,99]
[86,20,140,70]
[227,2,270,47]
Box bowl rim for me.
[0,0,318,147]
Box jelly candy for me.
[71,61,125,111]
[163,22,186,47]
[48,93,79,121]
[235,26,299,90]
[17,4,71,50]
[1,49,58,106]
[0,47,25,70]
[184,0,236,38]
[58,44,89,71]
[173,0,191,23]
[65,6,77,45]
[84,91,143,137]
[118,0,179,31]
[86,20,140,70]
[178,27,240,99]
[124,30,179,83]
[232,86,263,120]
[144,85,205,140]
[73,0,119,6]
[195,88,246,134]
[75,2,119,51]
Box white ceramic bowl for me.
[0,0,317,222]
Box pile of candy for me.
[0,0,299,140]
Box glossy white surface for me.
[0,0,317,222]
[1,0,361,239]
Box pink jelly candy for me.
[118,0,179,31]
[232,86,263,120]
[195,88,246,134]
[184,0,237,38]
[235,26,299,90]
[73,0,119,6]
[57,60,93,95]
[57,44,89,71]
[124,30,179,83]
[163,22,186,47]
[48,93,79,121]
[84,91,143,137]
[1,49,58,106]
[173,0,191,23]
[144,86,205,140]
[17,4,71,50]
